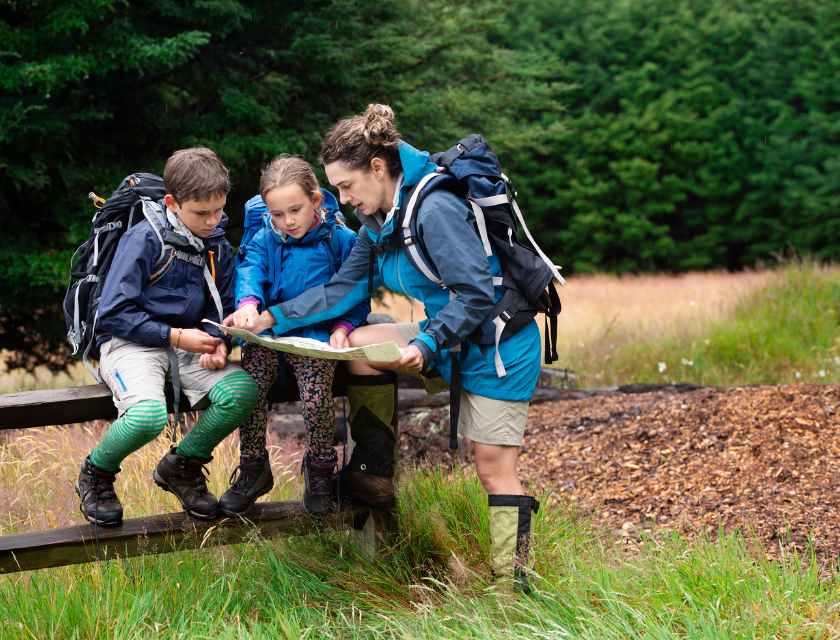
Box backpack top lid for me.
[429,134,503,199]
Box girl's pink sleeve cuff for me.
[237,296,261,310]
[331,320,355,335]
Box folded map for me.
[202,319,403,362]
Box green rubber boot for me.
[489,494,540,593]
[340,372,398,508]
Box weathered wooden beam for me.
[0,363,348,430]
[0,501,373,574]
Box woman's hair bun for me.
[362,103,399,147]
[320,103,402,175]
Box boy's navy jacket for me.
[264,142,541,402]
[97,210,234,350]
[235,190,370,342]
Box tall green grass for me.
[567,262,840,387]
[2,467,839,639]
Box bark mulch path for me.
[400,383,840,562]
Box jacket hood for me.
[398,141,439,188]
[265,188,342,246]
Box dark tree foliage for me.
[3,0,840,371]
[0,0,557,370]
[501,0,840,273]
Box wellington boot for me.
[489,494,540,593]
[335,470,396,508]
[342,372,398,506]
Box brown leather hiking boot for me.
[152,446,220,520]
[336,470,395,508]
[76,456,123,526]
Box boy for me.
[75,147,258,525]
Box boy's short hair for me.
[163,146,231,204]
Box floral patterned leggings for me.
[239,343,337,463]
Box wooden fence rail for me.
[0,502,395,574]
[0,363,399,574]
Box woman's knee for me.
[473,442,523,494]
[348,323,403,348]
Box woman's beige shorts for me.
[396,322,529,447]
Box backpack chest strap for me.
[174,250,205,269]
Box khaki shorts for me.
[99,336,244,416]
[397,322,529,447]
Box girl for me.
[219,155,370,519]
[230,105,543,591]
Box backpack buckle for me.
[500,309,514,322]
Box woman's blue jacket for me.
[235,190,370,342]
[262,143,541,402]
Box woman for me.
[226,104,542,591]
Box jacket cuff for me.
[268,305,286,336]
[160,324,172,347]
[410,333,436,369]
[331,320,355,336]
[237,296,261,311]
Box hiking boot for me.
[335,469,395,508]
[219,458,274,517]
[302,452,337,519]
[152,446,220,520]
[75,456,123,526]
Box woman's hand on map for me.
[227,303,259,329]
[393,344,424,374]
[249,310,277,335]
[222,309,275,335]
[330,327,349,349]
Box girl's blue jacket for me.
[235,190,370,342]
[263,143,541,402]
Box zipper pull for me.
[508,228,514,247]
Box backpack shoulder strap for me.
[397,171,459,287]
[326,226,343,268]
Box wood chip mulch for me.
[400,383,840,562]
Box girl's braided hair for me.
[319,104,402,176]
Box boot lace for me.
[185,462,210,496]
[303,458,334,497]
[80,470,117,563]
[228,463,262,495]
[81,473,117,506]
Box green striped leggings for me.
[90,370,258,471]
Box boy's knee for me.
[124,400,169,439]
[211,370,259,412]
